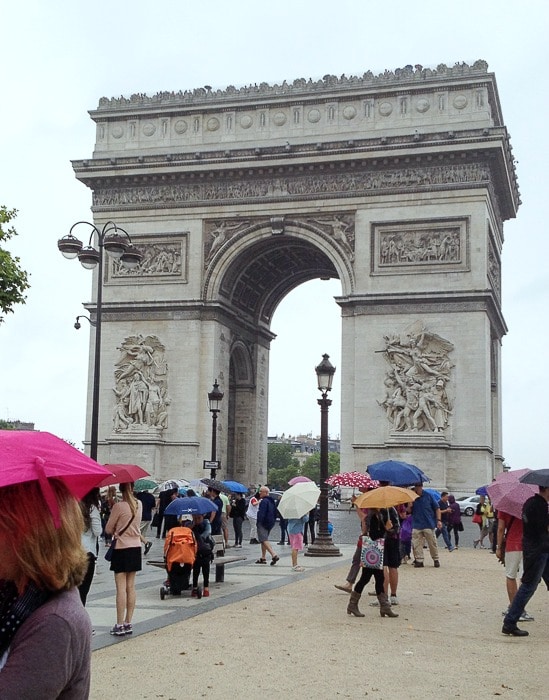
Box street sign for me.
[203,460,221,470]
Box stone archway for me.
[72,61,519,492]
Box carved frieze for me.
[93,163,490,209]
[487,232,501,299]
[372,218,468,274]
[378,321,454,434]
[108,236,187,283]
[112,335,169,435]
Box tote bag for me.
[360,535,385,570]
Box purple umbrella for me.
[487,469,538,519]
[288,476,312,486]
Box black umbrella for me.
[519,469,549,488]
[200,477,232,495]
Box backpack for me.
[196,530,215,557]
[164,526,197,571]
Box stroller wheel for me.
[160,587,166,600]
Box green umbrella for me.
[134,478,158,492]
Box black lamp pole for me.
[305,354,341,557]
[58,221,141,461]
[208,379,224,479]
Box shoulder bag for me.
[105,515,135,561]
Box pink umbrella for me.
[487,469,538,519]
[98,463,150,486]
[326,471,379,490]
[288,476,312,486]
[0,430,113,526]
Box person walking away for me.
[473,495,492,548]
[105,482,142,636]
[334,489,370,592]
[230,492,247,548]
[135,488,155,555]
[255,486,279,565]
[436,491,454,551]
[346,509,398,618]
[502,485,549,636]
[79,487,102,606]
[446,494,462,549]
[0,479,92,698]
[411,483,442,567]
[219,490,231,547]
[192,514,215,597]
[207,488,224,537]
[497,509,534,623]
[246,492,260,544]
[287,513,309,571]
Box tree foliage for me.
[300,452,340,483]
[0,207,30,322]
[267,443,296,471]
[266,442,340,488]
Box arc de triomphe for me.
[72,61,519,492]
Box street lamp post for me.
[305,354,341,557]
[207,379,224,479]
[57,221,142,460]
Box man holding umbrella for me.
[502,480,549,637]
[411,483,442,568]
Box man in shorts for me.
[255,486,279,566]
[497,509,534,623]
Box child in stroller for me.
[161,517,198,598]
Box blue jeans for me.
[504,551,549,627]
[437,523,453,550]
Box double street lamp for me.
[305,354,341,557]
[57,221,142,460]
[207,379,224,478]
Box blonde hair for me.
[120,481,138,518]
[0,479,88,593]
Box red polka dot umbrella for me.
[325,471,379,490]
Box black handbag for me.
[104,515,135,561]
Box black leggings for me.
[193,556,211,588]
[354,566,385,595]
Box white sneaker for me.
[519,611,535,621]
[390,595,399,606]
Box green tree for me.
[0,419,16,430]
[267,443,295,470]
[301,452,340,483]
[0,207,30,322]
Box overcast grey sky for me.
[0,1,547,468]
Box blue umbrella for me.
[366,460,431,486]
[164,496,218,517]
[424,488,442,502]
[222,480,248,494]
[475,485,489,496]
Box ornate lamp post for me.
[207,379,224,478]
[57,221,142,460]
[305,354,341,557]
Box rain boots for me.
[377,592,399,618]
[347,590,365,617]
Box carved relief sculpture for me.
[111,241,183,277]
[113,335,169,433]
[378,321,454,433]
[306,215,355,260]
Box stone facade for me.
[73,61,519,491]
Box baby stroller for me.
[149,524,201,599]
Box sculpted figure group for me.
[379,323,454,433]
[112,335,169,433]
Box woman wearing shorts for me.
[287,513,309,571]
[105,482,142,636]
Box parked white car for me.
[456,495,481,516]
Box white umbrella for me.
[277,482,320,520]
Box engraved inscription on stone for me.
[112,335,169,434]
[378,321,454,434]
[110,239,185,280]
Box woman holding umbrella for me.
[104,482,142,636]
